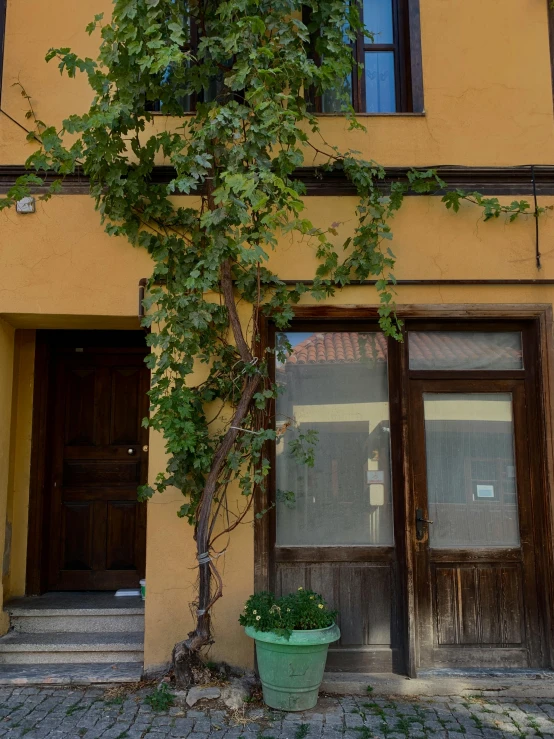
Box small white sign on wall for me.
[367,470,385,485]
[476,484,495,499]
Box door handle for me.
[416,508,433,541]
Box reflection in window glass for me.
[321,76,353,113]
[409,332,523,371]
[275,332,393,546]
[364,0,394,44]
[424,393,520,548]
[364,52,396,113]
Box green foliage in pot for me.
[240,588,337,637]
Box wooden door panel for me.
[434,564,524,646]
[63,487,141,503]
[276,559,397,671]
[63,459,141,486]
[64,368,96,445]
[338,565,391,646]
[48,345,149,591]
[430,647,529,669]
[110,367,142,444]
[106,502,137,570]
[61,503,93,570]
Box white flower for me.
[298,587,303,591]
[318,604,324,610]
[252,610,257,614]
[256,615,261,621]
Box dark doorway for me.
[27,331,149,593]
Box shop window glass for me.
[275,331,393,546]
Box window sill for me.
[147,111,426,117]
[315,112,426,117]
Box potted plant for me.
[239,588,340,711]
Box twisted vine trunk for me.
[172,257,260,687]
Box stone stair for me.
[0,592,145,685]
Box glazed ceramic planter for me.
[245,623,340,711]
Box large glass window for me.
[409,332,523,371]
[423,393,520,548]
[275,331,393,546]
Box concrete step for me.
[0,662,143,686]
[0,631,144,664]
[5,595,144,634]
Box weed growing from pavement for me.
[294,724,309,739]
[65,703,86,717]
[144,683,175,712]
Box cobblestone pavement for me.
[2,685,554,739]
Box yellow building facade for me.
[1,0,554,678]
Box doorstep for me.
[322,669,554,699]
[0,662,143,686]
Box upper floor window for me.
[149,0,423,116]
[309,0,423,114]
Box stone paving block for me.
[345,713,364,727]
[152,715,173,726]
[342,730,363,739]
[321,730,343,739]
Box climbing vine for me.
[0,0,545,684]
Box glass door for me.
[410,380,544,668]
[273,328,404,672]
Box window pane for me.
[364,0,394,44]
[364,51,396,113]
[275,331,393,546]
[409,332,523,371]
[424,393,520,548]
[321,76,353,112]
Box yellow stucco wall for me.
[1,0,554,166]
[1,0,554,671]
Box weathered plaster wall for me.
[0,194,553,323]
[0,319,15,635]
[0,196,153,318]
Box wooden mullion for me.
[354,27,365,112]
[391,0,402,111]
[363,43,396,52]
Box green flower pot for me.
[245,623,340,711]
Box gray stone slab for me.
[0,663,143,685]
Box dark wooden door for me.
[47,347,149,590]
[410,379,545,668]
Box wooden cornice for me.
[1,164,554,196]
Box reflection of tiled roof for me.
[287,333,387,364]
[284,332,522,367]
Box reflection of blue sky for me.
[276,332,315,367]
[284,332,314,348]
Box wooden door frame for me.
[255,303,554,675]
[26,329,150,596]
